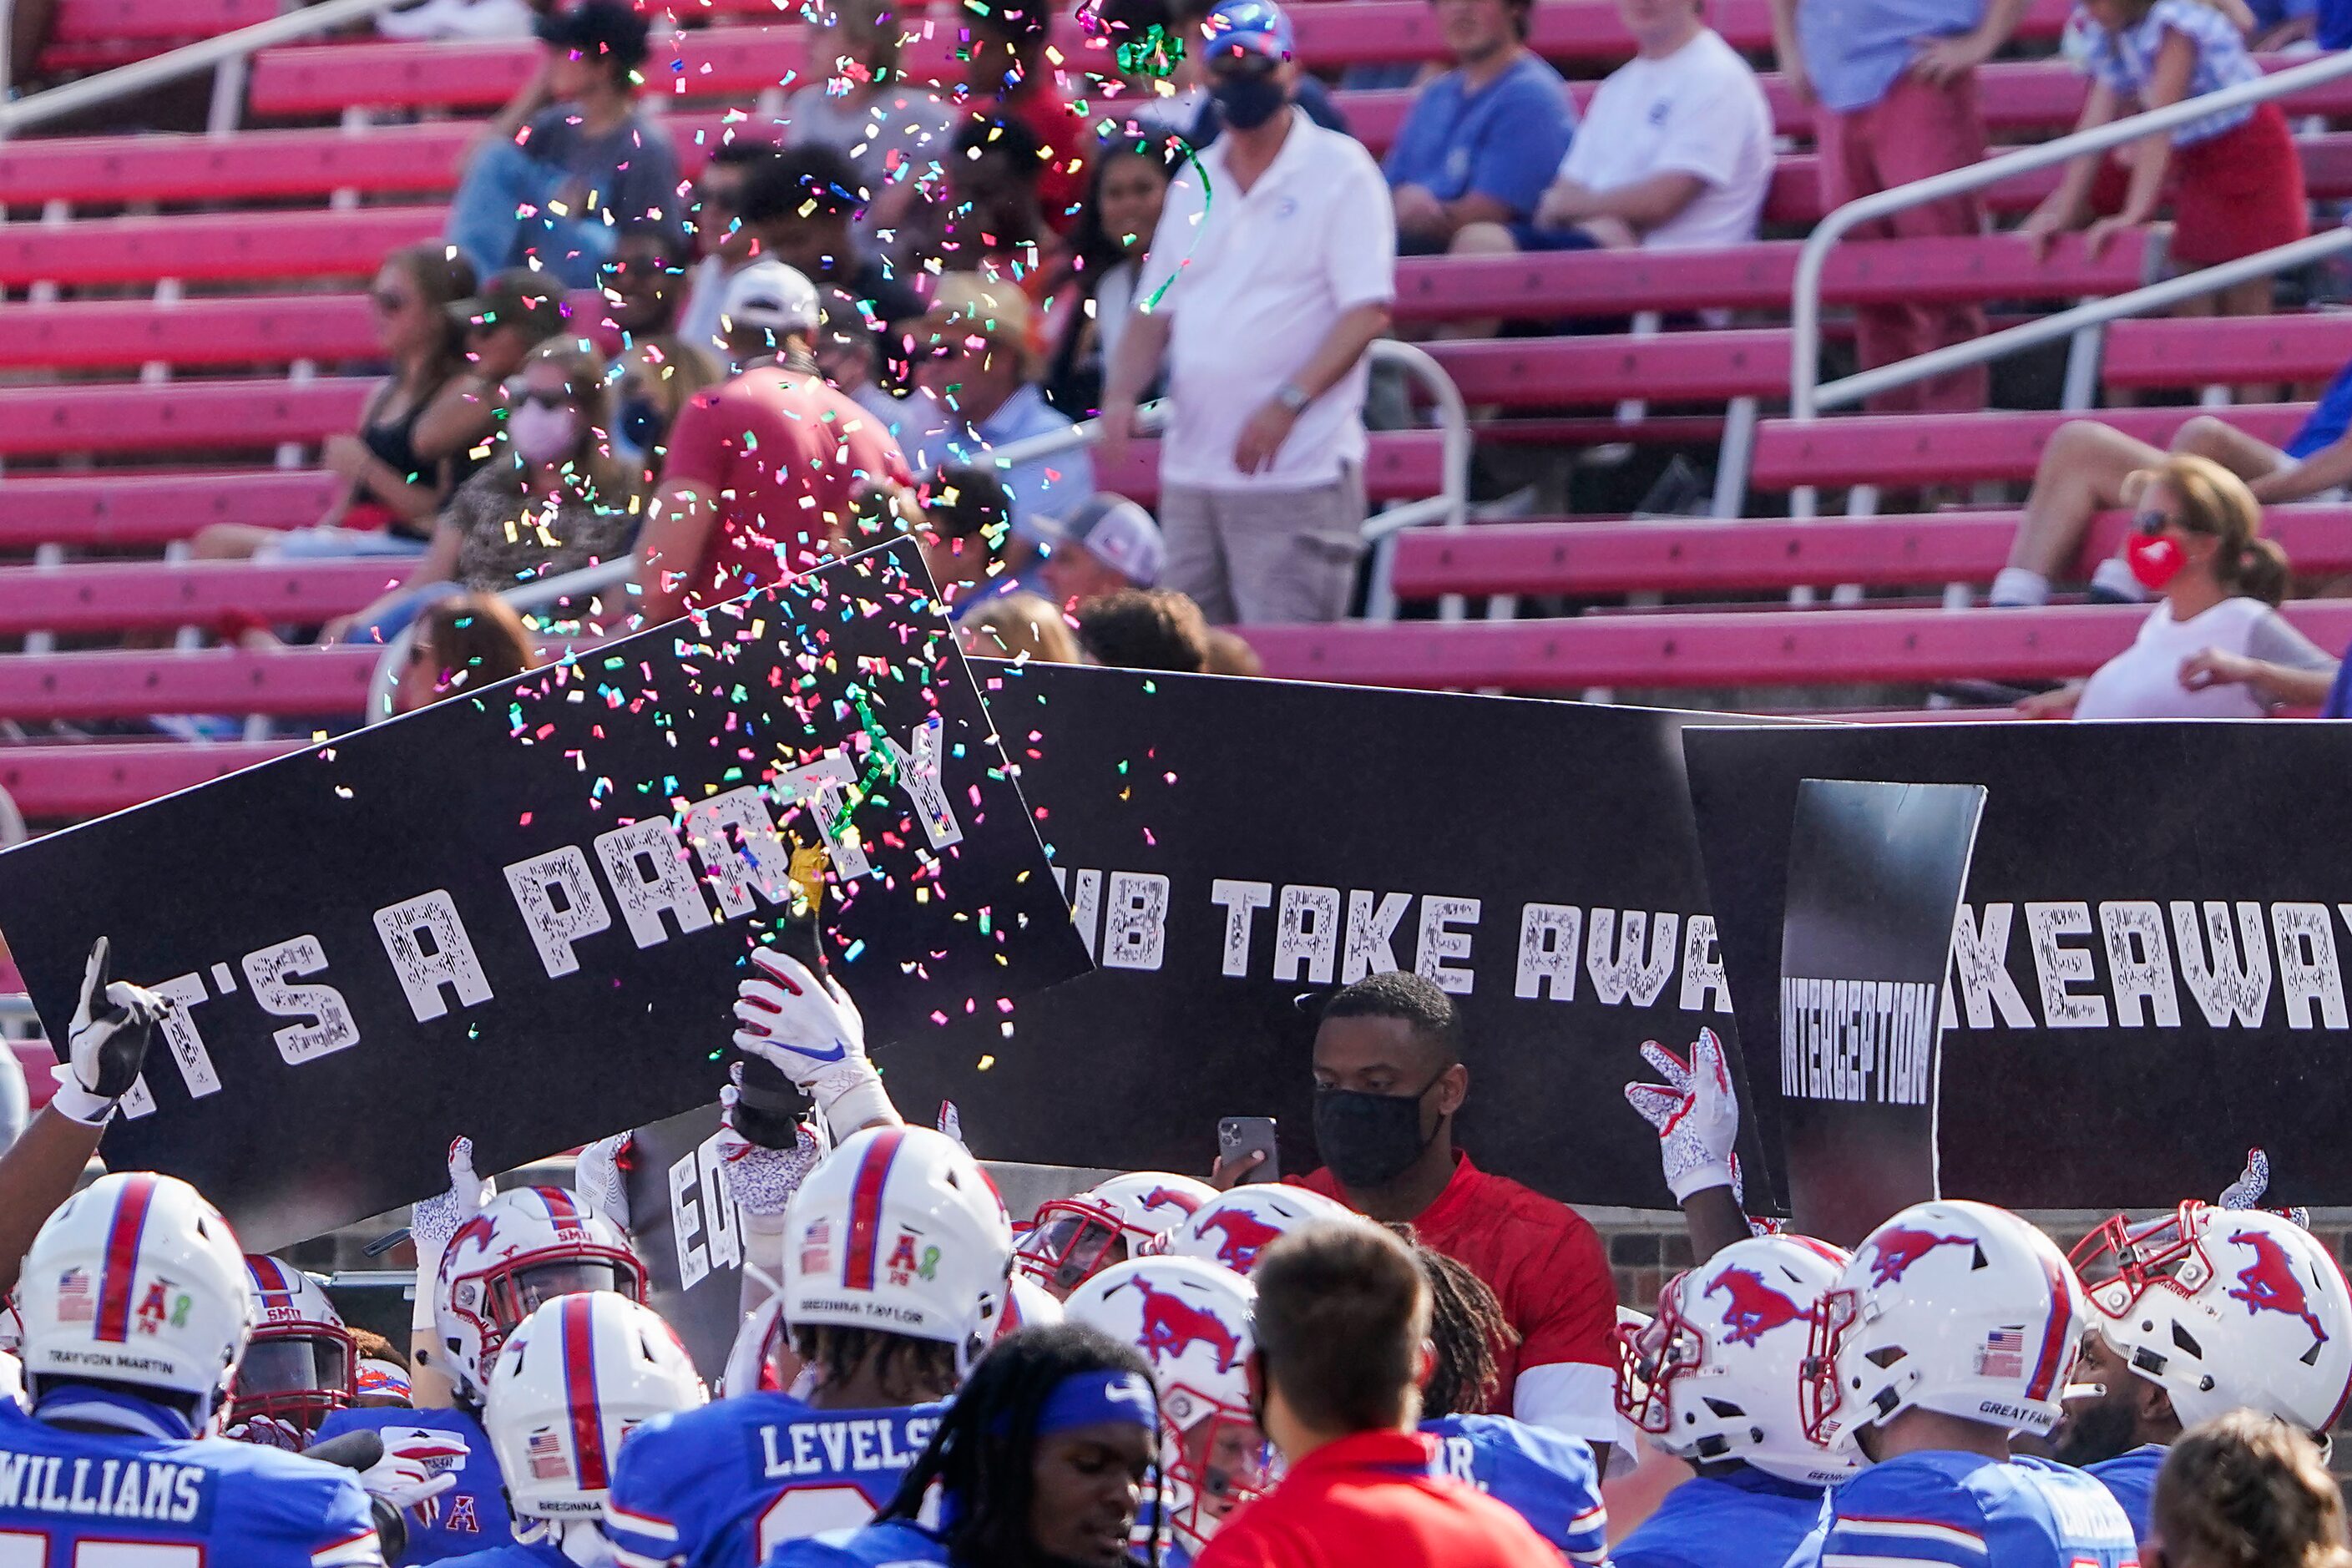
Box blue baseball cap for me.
[1201,0,1294,63]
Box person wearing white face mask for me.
[322,338,640,646]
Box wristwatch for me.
[1274,382,1311,413]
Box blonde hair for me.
[2136,452,2290,607]
[2153,1411,2352,1568]
[957,593,1081,665]
[920,273,1044,382]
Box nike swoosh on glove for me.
[731,948,896,1135]
[50,937,167,1127]
[1623,1027,1741,1203]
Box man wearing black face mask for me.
[1242,972,1619,1464]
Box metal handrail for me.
[1790,48,2352,421]
[0,0,424,139]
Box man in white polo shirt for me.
[1099,0,1396,626]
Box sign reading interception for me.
[0,543,1089,1250]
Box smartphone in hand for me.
[1217,1116,1280,1184]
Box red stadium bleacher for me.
[0,741,305,821]
[0,645,381,722]
[1388,504,2352,600]
[38,0,275,73]
[0,206,441,289]
[1241,601,2352,692]
[0,560,400,635]
[0,295,377,372]
[2100,311,2352,389]
[0,377,372,459]
[1752,405,2318,492]
[0,472,349,552]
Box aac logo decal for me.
[886,1232,941,1284]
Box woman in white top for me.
[2020,453,2338,720]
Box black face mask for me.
[1313,1075,1441,1189]
[1210,72,1287,131]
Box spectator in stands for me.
[609,336,724,483]
[601,220,692,342]
[193,245,481,563]
[782,0,959,250]
[1453,0,1769,257]
[1039,493,1166,609]
[324,339,639,645]
[679,139,775,354]
[1073,588,1211,670]
[959,591,1086,661]
[445,0,681,289]
[1768,0,2023,413]
[1100,0,1394,626]
[1257,973,1621,1452]
[1098,0,1350,144]
[635,260,909,618]
[912,115,1054,286]
[1383,0,1576,255]
[961,0,1094,233]
[2248,0,2318,49]
[438,266,572,463]
[2021,0,2305,321]
[903,276,1095,562]
[2142,1413,2352,1568]
[397,592,539,713]
[2017,454,2336,720]
[1042,134,1186,417]
[738,145,928,339]
[816,287,904,429]
[910,464,1018,606]
[1195,1223,1560,1568]
[1992,383,2352,607]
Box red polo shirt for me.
[1193,1430,1559,1568]
[1295,1153,1616,1441]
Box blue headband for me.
[1034,1369,1159,1438]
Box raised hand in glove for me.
[408,1136,493,1335]
[51,938,167,1127]
[719,1068,822,1219]
[1623,1027,1741,1203]
[732,948,897,1136]
[307,1426,463,1510]
[574,1132,633,1232]
[2219,1146,2311,1229]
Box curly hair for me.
[2152,1410,2352,1568]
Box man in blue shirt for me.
[1383,0,1576,256]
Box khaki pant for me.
[1157,466,1366,625]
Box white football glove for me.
[223,1414,306,1451]
[409,1136,493,1333]
[354,1427,466,1511]
[719,1070,823,1219]
[50,938,166,1127]
[1623,1027,1741,1203]
[731,948,896,1136]
[574,1132,634,1232]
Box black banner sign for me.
[870,664,1776,1211]
[625,1104,746,1379]
[1683,720,2352,1211]
[0,543,1088,1250]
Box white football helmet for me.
[486,1293,707,1520]
[1803,1200,2087,1452]
[0,1295,23,1356]
[1000,1274,1065,1338]
[782,1125,1013,1369]
[17,1171,252,1421]
[1018,1173,1217,1297]
[2072,1201,2352,1434]
[229,1255,355,1440]
[434,1186,648,1401]
[1066,1258,1266,1555]
[0,1351,21,1412]
[1141,1186,1358,1275]
[1619,1235,1860,1485]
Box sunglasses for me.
[2132,509,2188,537]
[371,290,413,314]
[508,387,575,411]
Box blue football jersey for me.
[1424,1413,1608,1564]
[766,1520,951,1568]
[434,1543,573,1568]
[1788,1451,2139,1568]
[1611,1463,1828,1568]
[0,1392,382,1566]
[316,1404,505,1563]
[607,1391,943,1567]
[2087,1444,2165,1544]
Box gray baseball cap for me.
[1038,493,1164,587]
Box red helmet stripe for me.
[843,1130,906,1292]
[250,1255,289,1296]
[2025,1248,2071,1403]
[562,1294,609,1490]
[540,1188,579,1224]
[95,1176,159,1345]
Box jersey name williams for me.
[0,1451,210,1525]
[757,1415,939,1480]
